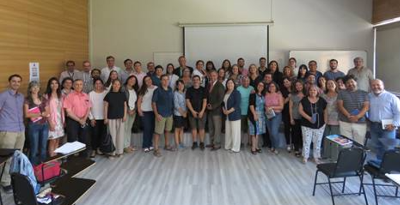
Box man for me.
[120,59,135,84]
[81,60,93,93]
[101,56,121,82]
[337,75,369,145]
[133,61,147,88]
[174,56,193,77]
[59,60,82,84]
[146,61,155,76]
[323,59,345,81]
[368,79,400,166]
[0,74,25,193]
[151,65,163,87]
[186,75,208,150]
[237,76,254,147]
[258,57,268,78]
[63,79,92,157]
[206,70,225,150]
[347,57,373,92]
[237,57,247,76]
[308,60,322,82]
[262,72,273,89]
[152,75,174,157]
[288,57,298,75]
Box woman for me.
[218,68,227,87]
[61,77,73,97]
[297,64,308,83]
[221,59,232,76]
[268,60,283,87]
[89,78,107,157]
[137,76,157,152]
[123,75,139,153]
[281,77,293,152]
[283,66,295,81]
[104,70,119,91]
[322,79,340,136]
[318,76,327,93]
[289,80,305,157]
[206,61,216,73]
[265,82,284,154]
[181,68,192,89]
[299,85,327,164]
[223,79,242,153]
[336,77,346,90]
[193,60,207,87]
[45,77,65,157]
[248,64,261,88]
[24,81,49,165]
[104,79,127,158]
[228,64,242,86]
[173,80,187,150]
[248,81,266,155]
[166,63,179,90]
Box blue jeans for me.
[266,113,282,149]
[369,122,397,165]
[142,112,154,149]
[28,122,49,165]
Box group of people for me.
[0,55,399,193]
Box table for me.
[0,149,17,205]
[385,173,400,187]
[52,178,96,205]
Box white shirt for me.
[168,74,179,90]
[193,69,206,87]
[89,90,107,120]
[101,66,121,82]
[224,93,231,109]
[141,86,157,112]
[128,89,137,110]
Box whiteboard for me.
[153,52,182,68]
[184,25,268,68]
[289,50,367,73]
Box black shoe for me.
[256,148,262,153]
[191,142,198,150]
[251,150,257,155]
[211,145,221,151]
[3,185,12,194]
[206,144,214,148]
[200,142,205,151]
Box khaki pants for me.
[109,119,125,155]
[0,131,25,186]
[225,120,241,152]
[339,121,367,145]
[124,113,136,148]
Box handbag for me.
[266,108,276,120]
[99,133,115,153]
[34,161,61,182]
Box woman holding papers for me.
[299,85,327,164]
[45,77,65,157]
[24,81,50,165]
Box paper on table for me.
[54,141,86,155]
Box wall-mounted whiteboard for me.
[289,50,367,74]
[153,52,182,68]
[184,25,268,68]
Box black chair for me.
[11,173,64,205]
[364,150,400,205]
[312,147,368,205]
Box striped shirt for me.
[337,89,369,123]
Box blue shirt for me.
[237,85,254,115]
[0,89,25,132]
[173,91,187,116]
[368,90,400,126]
[152,86,174,117]
[324,70,345,81]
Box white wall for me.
[376,22,400,93]
[90,0,373,70]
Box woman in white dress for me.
[45,77,65,157]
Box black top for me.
[249,75,263,88]
[186,86,207,114]
[271,71,284,88]
[281,88,290,115]
[104,92,127,119]
[300,97,327,129]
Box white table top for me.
[385,173,400,187]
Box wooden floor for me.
[2,137,399,205]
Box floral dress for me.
[248,93,266,135]
[48,98,64,139]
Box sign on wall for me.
[29,62,40,82]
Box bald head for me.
[371,79,384,95]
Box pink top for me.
[265,92,282,113]
[63,91,92,118]
[47,96,65,125]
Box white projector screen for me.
[184,25,268,69]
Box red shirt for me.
[63,91,92,118]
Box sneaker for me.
[179,144,186,149]
[286,145,291,153]
[191,142,198,150]
[144,148,150,153]
[108,154,116,160]
[149,146,154,151]
[2,185,12,194]
[153,149,162,157]
[314,158,321,165]
[200,142,205,151]
[90,150,96,158]
[302,158,308,164]
[273,150,279,155]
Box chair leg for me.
[372,178,379,205]
[396,186,398,197]
[342,177,346,193]
[312,170,319,196]
[359,175,368,205]
[328,178,335,205]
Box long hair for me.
[45,77,61,99]
[268,60,280,72]
[26,81,42,105]
[61,77,73,90]
[291,79,305,95]
[109,79,123,93]
[138,76,152,96]
[297,64,308,79]
[225,79,236,94]
[124,75,139,93]
[105,70,118,87]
